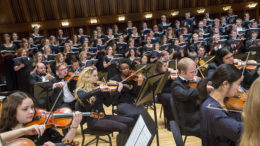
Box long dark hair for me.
[0,91,33,130]
[197,64,241,104]
[213,47,231,66]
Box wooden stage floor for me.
[70,103,202,146]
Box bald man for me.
[30,63,54,85]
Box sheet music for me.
[125,116,152,146]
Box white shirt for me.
[63,81,75,103]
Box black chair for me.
[79,124,112,146]
[169,97,198,145]
[75,103,112,146]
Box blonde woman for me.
[240,77,260,146]
[75,66,134,146]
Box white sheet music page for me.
[125,115,152,146]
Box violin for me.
[96,81,133,91]
[64,72,80,81]
[198,60,208,72]
[25,107,104,129]
[127,70,146,82]
[224,87,247,111]
[234,59,259,71]
[6,138,80,146]
[188,76,201,88]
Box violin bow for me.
[121,65,147,83]
[40,72,77,137]
[242,51,250,76]
[196,56,215,70]
[206,104,242,113]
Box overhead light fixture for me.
[248,2,258,8]
[145,13,153,19]
[31,24,40,28]
[90,18,97,24]
[171,11,179,16]
[223,6,231,11]
[118,16,125,21]
[197,8,205,14]
[61,21,69,27]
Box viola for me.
[198,60,208,72]
[234,59,259,71]
[127,70,146,82]
[224,88,247,111]
[188,76,201,88]
[6,138,35,146]
[96,81,133,91]
[6,138,80,146]
[64,72,80,81]
[25,107,104,129]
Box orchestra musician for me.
[0,91,82,145]
[110,59,144,119]
[75,66,134,146]
[48,63,76,110]
[198,64,243,146]
[171,57,213,137]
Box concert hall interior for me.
[0,0,260,145]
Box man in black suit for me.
[30,62,54,85]
[48,63,76,110]
[30,62,54,108]
[171,57,201,137]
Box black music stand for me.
[136,72,170,146]
[33,81,52,110]
[125,109,157,146]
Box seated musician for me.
[198,64,243,146]
[155,60,176,130]
[68,58,81,73]
[30,62,54,84]
[171,57,212,137]
[109,59,145,119]
[207,48,234,78]
[48,63,76,110]
[75,66,134,146]
[0,91,82,145]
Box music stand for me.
[136,72,170,146]
[33,81,52,110]
[125,109,157,146]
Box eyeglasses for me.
[59,68,67,71]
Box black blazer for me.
[47,77,74,109]
[171,76,200,135]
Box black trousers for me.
[158,93,174,123]
[89,115,134,134]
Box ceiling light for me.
[171,11,179,16]
[90,18,97,24]
[145,13,153,19]
[223,6,231,11]
[248,2,258,8]
[31,24,40,28]
[61,21,69,27]
[118,16,125,21]
[197,8,205,14]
